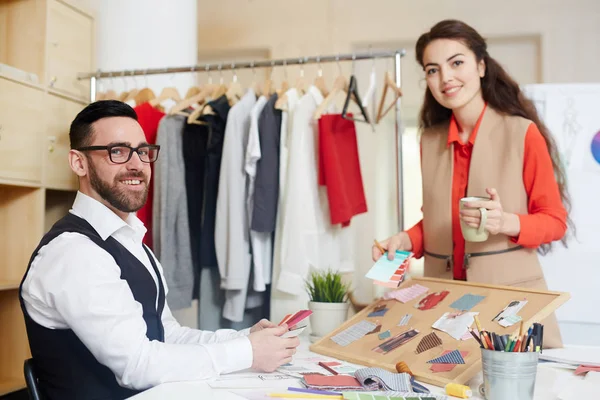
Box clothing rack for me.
[77,49,407,231]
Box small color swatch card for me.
[366,250,413,283]
[278,309,312,328]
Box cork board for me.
[309,277,570,388]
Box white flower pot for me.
[308,301,349,342]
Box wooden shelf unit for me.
[0,0,95,395]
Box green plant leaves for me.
[305,270,349,303]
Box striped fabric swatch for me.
[354,368,412,392]
[415,332,443,354]
[398,313,412,326]
[331,320,378,347]
[426,349,466,364]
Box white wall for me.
[523,83,600,346]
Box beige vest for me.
[419,107,563,348]
[420,107,545,288]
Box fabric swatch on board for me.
[427,349,466,364]
[415,332,443,354]
[415,291,449,310]
[379,330,391,340]
[449,294,485,311]
[429,351,470,373]
[384,284,429,303]
[372,329,420,354]
[354,368,412,392]
[367,324,382,335]
[331,320,378,347]
[398,313,412,326]
[368,308,389,318]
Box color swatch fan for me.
[366,250,413,288]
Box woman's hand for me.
[459,188,521,236]
[372,232,413,261]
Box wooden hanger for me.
[294,60,308,96]
[185,86,201,99]
[134,88,156,105]
[123,88,139,104]
[376,71,403,123]
[313,60,329,97]
[169,84,217,116]
[313,75,348,120]
[149,86,182,107]
[103,89,119,100]
[274,61,291,110]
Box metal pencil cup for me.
[479,348,539,400]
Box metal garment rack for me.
[77,49,407,231]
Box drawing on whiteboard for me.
[591,130,600,165]
[561,97,582,167]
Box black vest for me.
[19,213,166,400]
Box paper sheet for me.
[492,300,527,323]
[432,312,478,340]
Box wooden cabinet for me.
[0,185,44,395]
[0,0,94,395]
[0,0,46,82]
[46,0,94,100]
[0,77,44,184]
[45,94,85,190]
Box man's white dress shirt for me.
[21,191,253,391]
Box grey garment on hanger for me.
[252,92,282,233]
[197,268,264,331]
[153,115,194,310]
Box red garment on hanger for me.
[318,113,367,227]
[133,102,165,249]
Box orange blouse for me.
[407,107,567,280]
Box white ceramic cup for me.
[459,196,490,242]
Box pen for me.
[318,362,339,376]
[268,393,343,399]
[504,336,512,352]
[288,387,342,396]
[483,331,494,350]
[468,328,483,346]
[373,239,386,254]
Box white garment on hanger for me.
[276,86,354,298]
[215,89,258,322]
[271,88,300,280]
[244,95,270,292]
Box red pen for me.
[318,362,339,375]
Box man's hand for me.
[248,325,300,372]
[250,318,278,333]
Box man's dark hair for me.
[69,100,138,149]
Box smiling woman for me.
[372,19,573,349]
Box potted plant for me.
[305,270,350,342]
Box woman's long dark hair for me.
[415,19,573,252]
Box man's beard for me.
[88,161,148,213]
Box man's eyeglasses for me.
[76,144,160,164]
